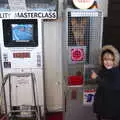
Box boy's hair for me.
[101,49,114,60]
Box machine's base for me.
[8,105,41,120]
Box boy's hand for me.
[90,70,98,79]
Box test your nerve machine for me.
[0,11,45,120]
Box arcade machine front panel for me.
[63,9,103,120]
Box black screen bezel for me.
[3,19,38,47]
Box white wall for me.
[43,0,64,112]
[43,21,63,111]
[97,0,108,17]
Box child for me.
[91,45,120,120]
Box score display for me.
[13,52,30,58]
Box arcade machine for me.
[0,12,44,120]
[62,1,103,120]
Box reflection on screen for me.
[11,24,33,42]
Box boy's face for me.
[103,53,114,69]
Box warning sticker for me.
[69,46,86,64]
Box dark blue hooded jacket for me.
[93,45,120,118]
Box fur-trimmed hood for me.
[100,45,120,67]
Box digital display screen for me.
[11,24,33,42]
[13,52,30,58]
[3,19,38,47]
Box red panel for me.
[68,75,83,85]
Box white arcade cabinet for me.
[0,11,44,120]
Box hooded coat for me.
[93,45,120,118]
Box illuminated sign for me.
[72,0,95,9]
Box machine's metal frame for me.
[62,8,103,120]
[1,73,41,120]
